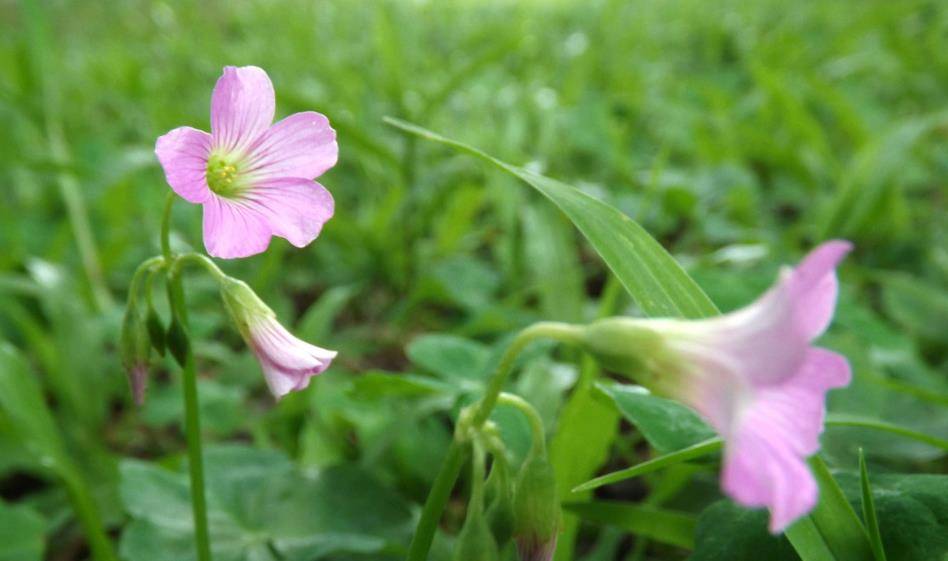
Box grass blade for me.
[859,449,887,561]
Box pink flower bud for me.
[220,277,336,399]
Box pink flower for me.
[220,277,336,399]
[583,241,853,532]
[155,66,337,259]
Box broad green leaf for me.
[859,450,887,561]
[522,202,585,323]
[349,371,453,400]
[406,334,491,384]
[695,472,948,561]
[384,117,719,320]
[550,360,620,561]
[0,343,69,470]
[692,501,799,561]
[835,472,948,561]
[563,501,696,549]
[119,445,414,561]
[596,381,715,453]
[0,501,45,561]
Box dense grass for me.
[1,1,946,560]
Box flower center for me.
[206,154,244,197]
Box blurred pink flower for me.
[155,66,337,259]
[221,277,336,399]
[584,241,853,532]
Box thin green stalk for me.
[472,322,582,427]
[405,441,468,561]
[497,392,546,457]
[406,321,581,561]
[162,196,212,561]
[60,470,119,561]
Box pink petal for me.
[211,66,275,154]
[718,347,851,533]
[787,240,853,339]
[244,111,338,180]
[239,178,335,248]
[202,196,273,259]
[250,318,335,399]
[154,127,212,203]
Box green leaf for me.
[384,117,719,320]
[119,445,414,561]
[572,437,722,493]
[596,381,715,453]
[836,472,948,561]
[785,456,873,561]
[406,334,491,384]
[859,450,887,561]
[692,501,799,561]
[695,471,948,561]
[564,501,696,549]
[0,501,45,561]
[522,202,585,322]
[0,343,69,470]
[549,363,620,560]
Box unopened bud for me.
[513,455,559,561]
[485,457,515,546]
[145,307,166,356]
[120,302,151,406]
[453,508,499,561]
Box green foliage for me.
[0,501,45,561]
[119,445,413,561]
[0,0,946,559]
[596,382,715,453]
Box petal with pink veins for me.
[211,66,275,153]
[718,347,851,533]
[787,240,853,339]
[154,127,212,203]
[202,196,273,259]
[239,178,335,248]
[244,111,338,180]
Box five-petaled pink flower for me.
[220,277,336,399]
[155,66,337,259]
[583,240,853,532]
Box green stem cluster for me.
[161,193,213,561]
[405,321,581,561]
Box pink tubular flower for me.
[155,66,337,259]
[220,277,336,399]
[582,240,853,532]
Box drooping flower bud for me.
[220,276,336,399]
[484,454,516,547]
[512,455,559,561]
[577,241,854,533]
[453,507,499,561]
[119,301,151,406]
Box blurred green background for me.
[1,0,946,560]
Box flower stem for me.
[161,195,213,561]
[497,392,546,458]
[405,321,581,561]
[60,470,119,561]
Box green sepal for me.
[485,456,516,547]
[513,454,560,545]
[453,508,499,561]
[166,316,190,368]
[145,307,166,356]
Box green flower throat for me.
[206,154,245,197]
